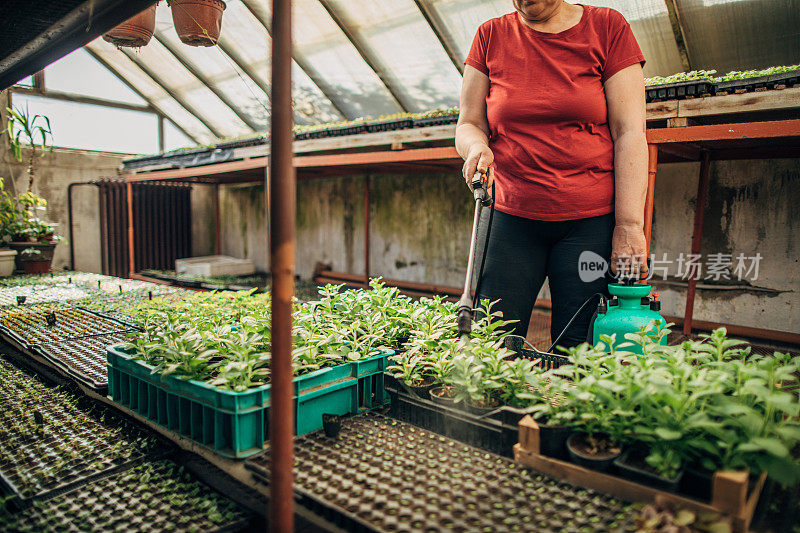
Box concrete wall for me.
[217,159,800,335]
[1,91,126,273]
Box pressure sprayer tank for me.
[591,283,667,354]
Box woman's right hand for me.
[462,144,494,190]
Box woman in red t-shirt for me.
[456,0,648,346]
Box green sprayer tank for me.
[591,283,667,354]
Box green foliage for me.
[645,70,717,86]
[5,105,53,193]
[715,64,800,82]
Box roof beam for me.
[115,47,226,139]
[83,46,204,144]
[316,0,413,113]
[152,33,262,132]
[412,0,463,75]
[10,85,154,113]
[238,0,348,120]
[664,0,692,71]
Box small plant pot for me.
[102,4,157,47]
[614,448,684,492]
[322,414,342,439]
[537,422,572,461]
[0,249,17,277]
[169,0,226,46]
[22,258,52,275]
[566,433,621,472]
[465,398,502,416]
[404,381,435,400]
[429,386,459,407]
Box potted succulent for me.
[103,3,158,48]
[168,0,226,46]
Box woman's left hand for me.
[610,223,648,278]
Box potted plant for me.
[6,104,53,194]
[168,0,226,46]
[0,178,18,276]
[18,247,51,274]
[8,204,63,274]
[426,345,457,406]
[103,3,158,47]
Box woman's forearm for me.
[455,123,489,161]
[613,129,648,228]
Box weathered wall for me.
[217,159,800,335]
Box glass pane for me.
[163,120,194,152]
[11,93,158,154]
[15,75,33,87]
[85,40,214,144]
[432,0,683,77]
[46,48,147,105]
[324,0,463,112]
[676,0,800,72]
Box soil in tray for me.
[0,357,163,503]
[245,412,639,532]
[0,459,251,532]
[0,307,131,346]
[36,332,133,388]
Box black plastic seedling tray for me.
[0,459,251,532]
[716,69,800,94]
[0,307,136,350]
[645,79,716,102]
[33,332,133,391]
[0,357,164,508]
[245,412,637,532]
[365,117,414,133]
[412,114,458,128]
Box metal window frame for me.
[316,0,413,113]
[411,0,464,75]
[84,46,206,144]
[239,0,348,120]
[152,32,263,132]
[114,46,227,139]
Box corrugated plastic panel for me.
[675,0,800,73]
[322,0,463,112]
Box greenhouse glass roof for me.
[79,0,800,145]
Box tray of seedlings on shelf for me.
[245,412,637,532]
[411,108,459,128]
[386,339,570,458]
[33,332,134,391]
[365,115,414,133]
[0,358,164,508]
[0,284,97,308]
[0,307,137,350]
[0,459,251,532]
[715,65,800,95]
[645,71,717,102]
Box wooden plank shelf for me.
[513,416,766,533]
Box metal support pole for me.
[126,181,136,277]
[644,144,658,258]
[683,152,711,336]
[269,0,295,531]
[213,183,221,255]
[364,176,370,284]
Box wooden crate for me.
[513,415,766,533]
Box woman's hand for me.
[463,144,495,190]
[611,223,648,278]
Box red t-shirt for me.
[465,5,645,221]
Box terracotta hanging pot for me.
[168,0,226,47]
[102,4,158,48]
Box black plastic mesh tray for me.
[0,307,135,349]
[645,79,716,102]
[33,332,134,390]
[245,412,637,532]
[0,357,163,506]
[0,459,251,532]
[716,70,800,94]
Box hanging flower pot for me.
[102,4,158,48]
[168,0,226,47]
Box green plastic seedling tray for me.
[106,345,393,458]
[352,350,393,409]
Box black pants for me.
[475,209,614,349]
